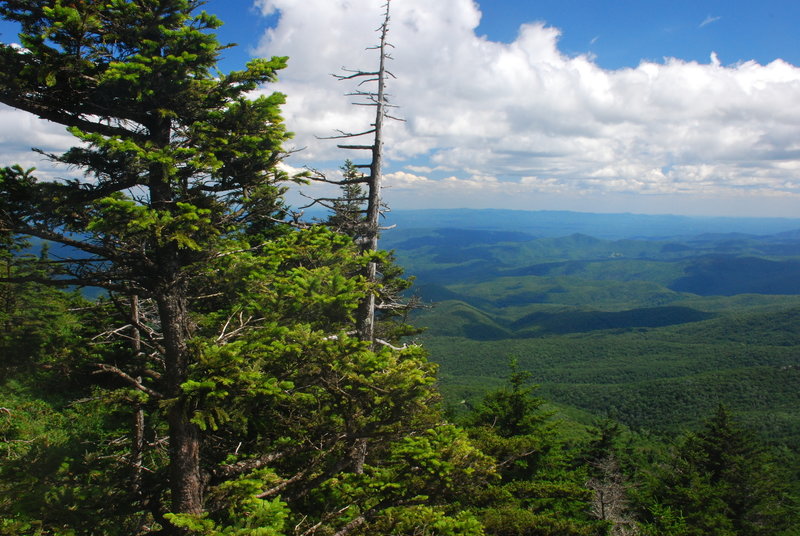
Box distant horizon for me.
[303,204,800,222]
[387,206,800,220]
[372,206,800,241]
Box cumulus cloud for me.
[0,106,74,150]
[252,0,800,215]
[2,1,797,217]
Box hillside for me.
[383,210,800,444]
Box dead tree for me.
[301,1,402,475]
[586,455,640,536]
[314,0,402,345]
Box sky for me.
[3,0,800,218]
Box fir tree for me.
[464,359,603,536]
[327,159,368,241]
[640,405,798,536]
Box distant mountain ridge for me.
[385,224,800,297]
[383,208,800,239]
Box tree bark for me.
[166,401,203,515]
[145,113,204,518]
[130,296,145,498]
[158,289,203,517]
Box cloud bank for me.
[2,1,798,217]
[255,0,800,216]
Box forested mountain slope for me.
[381,211,800,444]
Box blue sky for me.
[476,1,800,69]
[3,0,800,217]
[204,1,800,71]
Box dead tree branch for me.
[93,364,164,399]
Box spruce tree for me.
[640,406,798,536]
[0,0,290,524]
[327,160,368,240]
[464,360,602,536]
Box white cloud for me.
[0,105,76,180]
[0,105,74,152]
[385,170,433,189]
[3,1,799,218]
[251,0,800,217]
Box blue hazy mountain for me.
[383,208,800,240]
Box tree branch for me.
[317,128,376,140]
[93,364,164,399]
[337,144,375,150]
[0,93,147,141]
[332,515,366,536]
[214,451,287,480]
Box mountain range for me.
[380,209,800,443]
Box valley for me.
[383,209,800,444]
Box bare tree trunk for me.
[587,455,640,535]
[350,0,392,346]
[316,2,397,482]
[349,438,368,474]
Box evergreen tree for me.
[327,160,368,241]
[464,360,603,536]
[0,0,293,520]
[1,225,494,535]
[639,405,798,536]
[0,247,126,535]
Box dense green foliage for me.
[0,0,480,533]
[4,256,800,533]
[385,226,800,443]
[636,406,799,535]
[462,362,603,536]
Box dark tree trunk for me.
[167,400,203,515]
[144,115,204,518]
[158,289,203,516]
